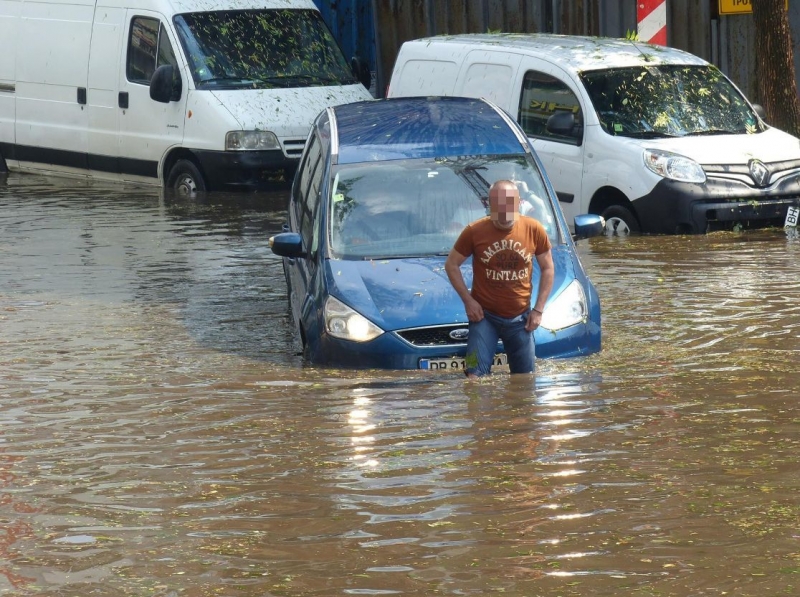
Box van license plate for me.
[785,206,799,228]
[419,354,507,370]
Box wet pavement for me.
[1,172,799,596]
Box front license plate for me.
[785,205,799,228]
[419,354,508,371]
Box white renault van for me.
[0,0,373,193]
[388,34,800,234]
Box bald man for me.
[445,180,554,378]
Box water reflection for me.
[1,173,799,596]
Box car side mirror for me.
[351,56,372,90]
[546,111,583,144]
[752,103,767,122]
[572,214,604,241]
[150,65,181,103]
[269,232,306,258]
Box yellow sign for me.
[719,0,788,15]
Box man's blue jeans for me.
[465,309,535,376]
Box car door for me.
[118,12,185,181]
[286,133,324,333]
[514,63,586,225]
[87,5,125,173]
[14,0,92,170]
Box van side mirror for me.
[752,103,767,122]
[572,214,604,241]
[546,111,583,141]
[351,56,371,90]
[150,65,181,103]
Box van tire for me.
[167,160,206,196]
[0,150,7,173]
[601,205,640,236]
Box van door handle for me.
[77,87,87,105]
[118,92,129,109]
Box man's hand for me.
[464,296,484,322]
[525,309,542,332]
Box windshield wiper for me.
[198,77,250,86]
[252,74,355,88]
[686,129,740,136]
[623,130,679,139]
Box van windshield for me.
[174,9,357,89]
[328,155,561,261]
[580,65,764,138]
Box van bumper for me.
[632,176,800,234]
[194,149,298,190]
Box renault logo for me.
[748,159,770,187]
[449,328,469,341]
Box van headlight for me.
[225,130,280,151]
[540,280,587,331]
[325,296,384,342]
[643,149,706,183]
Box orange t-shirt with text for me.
[453,216,552,318]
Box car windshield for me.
[328,155,560,260]
[173,10,357,89]
[580,65,763,138]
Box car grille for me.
[396,324,469,347]
[282,138,306,159]
[705,158,800,188]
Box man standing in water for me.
[444,180,554,378]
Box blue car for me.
[269,97,603,370]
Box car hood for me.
[209,84,372,138]
[324,247,577,331]
[640,126,800,164]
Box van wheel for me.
[167,160,206,196]
[601,205,640,236]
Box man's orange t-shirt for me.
[453,216,552,318]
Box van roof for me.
[404,33,708,72]
[107,0,318,13]
[331,97,528,164]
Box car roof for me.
[331,97,528,164]
[404,33,709,72]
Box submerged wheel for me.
[166,159,207,196]
[601,205,640,236]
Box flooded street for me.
[1,172,799,597]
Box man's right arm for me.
[445,249,484,322]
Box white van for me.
[388,34,800,234]
[0,0,372,193]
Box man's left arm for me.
[526,249,555,331]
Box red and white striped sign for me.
[637,0,667,45]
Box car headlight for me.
[643,149,706,183]
[540,280,588,331]
[324,296,384,342]
[225,130,280,151]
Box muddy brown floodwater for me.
[1,172,799,597]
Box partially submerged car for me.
[269,96,603,369]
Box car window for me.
[127,17,177,84]
[517,70,582,144]
[299,139,323,255]
[328,154,560,260]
